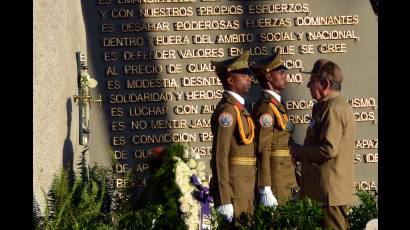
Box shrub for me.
[36,151,113,230]
[35,144,374,229]
[348,190,378,230]
[211,198,323,230]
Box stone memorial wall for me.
[80,0,377,195]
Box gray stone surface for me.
[33,0,87,211]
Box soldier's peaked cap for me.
[211,50,252,75]
[250,51,288,75]
[301,59,343,83]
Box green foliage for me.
[37,152,113,230]
[252,204,276,229]
[348,191,378,230]
[211,198,323,230]
[35,144,371,229]
[36,145,187,229]
[272,198,323,230]
[33,195,42,229]
[118,144,186,229]
[43,169,72,229]
[137,144,184,207]
[210,207,230,230]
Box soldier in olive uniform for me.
[209,50,257,223]
[251,52,298,206]
[291,60,356,230]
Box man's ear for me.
[265,72,272,82]
[320,79,331,90]
[227,75,234,86]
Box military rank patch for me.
[219,112,233,127]
[260,114,273,127]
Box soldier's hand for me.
[259,186,278,208]
[217,204,234,223]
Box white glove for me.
[217,204,234,223]
[259,186,278,208]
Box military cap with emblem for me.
[301,59,343,90]
[211,50,253,80]
[250,51,288,77]
[301,59,343,80]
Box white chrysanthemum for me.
[182,148,190,159]
[180,184,190,194]
[188,159,197,169]
[177,160,185,167]
[191,152,201,160]
[178,182,190,193]
[176,165,184,175]
[178,159,191,171]
[191,215,199,226]
[176,161,191,176]
[196,168,202,175]
[187,206,200,230]
[191,202,199,214]
[179,195,190,204]
[185,205,200,229]
[175,158,194,194]
[197,161,206,171]
[87,78,98,88]
[175,172,183,182]
[189,196,196,206]
[175,166,183,175]
[197,171,206,181]
[181,166,192,177]
[180,202,190,213]
[175,176,185,187]
[174,156,203,229]
[80,72,98,88]
[186,218,197,230]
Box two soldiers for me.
[210,51,297,223]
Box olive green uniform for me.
[299,92,356,230]
[210,92,256,218]
[253,91,298,205]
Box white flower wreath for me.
[173,145,209,230]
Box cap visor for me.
[300,70,313,74]
[273,65,289,71]
[230,68,253,75]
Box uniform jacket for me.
[210,92,256,206]
[252,91,297,192]
[299,91,356,206]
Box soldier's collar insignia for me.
[270,98,280,106]
[234,102,244,110]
